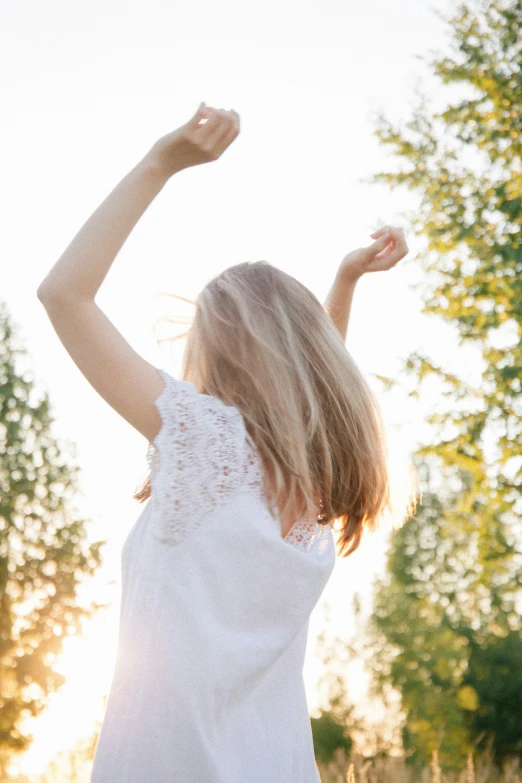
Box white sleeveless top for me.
[90,368,336,783]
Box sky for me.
[1,0,466,775]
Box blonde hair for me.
[134,261,416,557]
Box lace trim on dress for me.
[283,512,332,552]
[147,369,333,554]
[243,436,332,553]
[147,371,247,546]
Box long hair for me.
[133,261,417,557]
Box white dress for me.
[90,368,336,783]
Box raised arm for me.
[36,103,240,444]
[323,269,359,343]
[323,226,409,342]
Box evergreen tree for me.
[0,302,106,775]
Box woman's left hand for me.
[339,226,409,282]
[150,102,240,177]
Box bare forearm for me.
[324,226,409,340]
[323,269,359,342]
[37,151,170,302]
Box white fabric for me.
[90,368,336,783]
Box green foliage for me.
[310,609,361,765]
[365,0,522,770]
[372,0,522,481]
[0,302,106,775]
[310,712,353,766]
[465,631,522,761]
[367,461,522,769]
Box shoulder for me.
[152,368,245,440]
[145,369,257,545]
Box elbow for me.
[36,284,47,302]
[37,281,62,304]
[37,283,93,311]
[37,285,52,306]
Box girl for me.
[38,103,412,782]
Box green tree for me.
[365,0,522,769]
[310,602,358,765]
[0,302,106,776]
[310,712,353,767]
[368,459,522,769]
[464,630,522,760]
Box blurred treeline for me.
[2,0,522,781]
[0,306,107,781]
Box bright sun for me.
[10,600,120,777]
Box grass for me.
[6,739,522,782]
[316,748,522,783]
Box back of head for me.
[175,260,412,557]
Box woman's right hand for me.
[339,226,409,282]
[149,103,241,177]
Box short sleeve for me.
[145,368,248,546]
